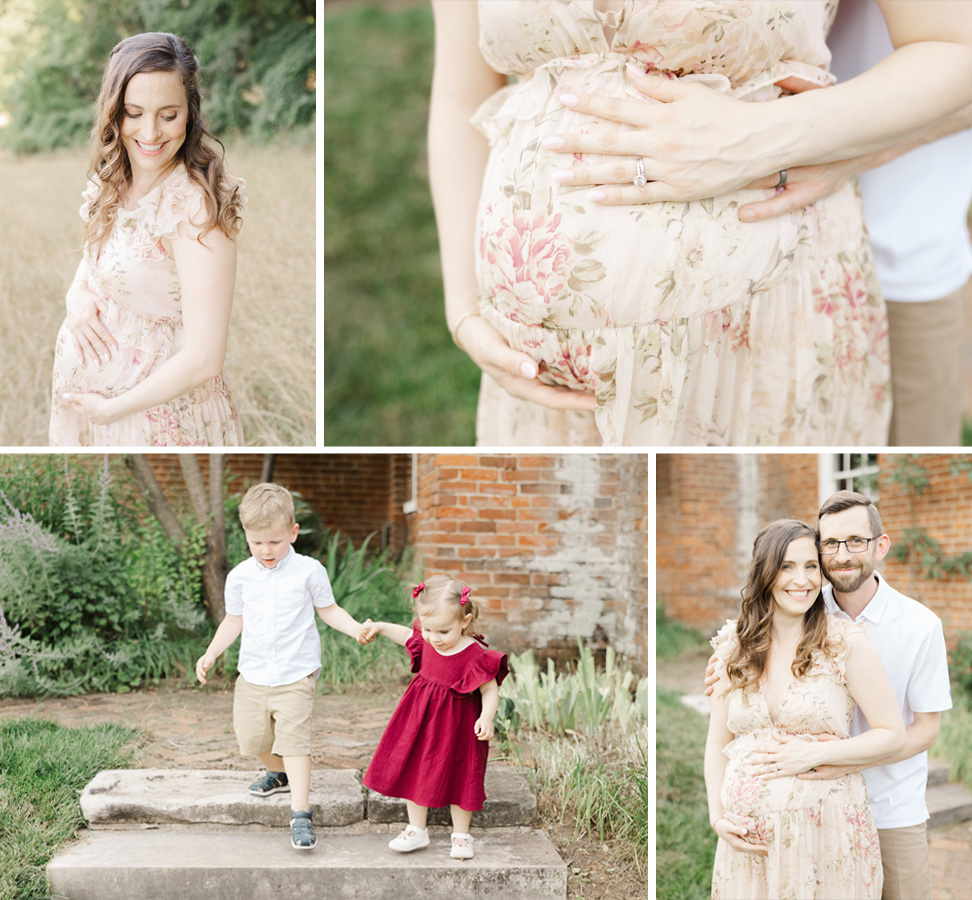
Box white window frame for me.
[818,453,880,505]
[402,453,418,515]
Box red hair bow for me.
[460,586,471,606]
[412,582,425,599]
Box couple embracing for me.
[705,491,952,900]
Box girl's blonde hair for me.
[84,32,244,251]
[411,575,485,634]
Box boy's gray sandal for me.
[290,809,317,850]
[249,771,290,796]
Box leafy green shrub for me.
[0,0,316,153]
[951,631,972,700]
[0,457,207,696]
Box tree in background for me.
[0,0,315,152]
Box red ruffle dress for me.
[363,623,509,811]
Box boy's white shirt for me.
[225,546,335,686]
[822,572,952,829]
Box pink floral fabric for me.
[709,617,883,899]
[473,0,890,446]
[49,164,245,446]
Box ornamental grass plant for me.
[497,641,650,892]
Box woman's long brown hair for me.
[83,32,243,250]
[723,519,836,694]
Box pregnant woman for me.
[49,32,245,446]
[705,519,905,899]
[430,0,972,445]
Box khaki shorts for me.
[233,671,318,758]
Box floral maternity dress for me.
[473,0,889,446]
[49,164,245,446]
[710,617,883,899]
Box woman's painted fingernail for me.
[520,362,538,378]
[587,190,606,202]
[558,93,579,107]
[542,136,565,150]
[740,209,756,222]
[551,169,575,184]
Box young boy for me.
[195,483,370,851]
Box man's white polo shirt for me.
[823,571,952,829]
[225,547,335,687]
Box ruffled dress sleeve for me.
[405,620,425,673]
[79,176,100,223]
[710,618,739,677]
[452,645,509,694]
[807,616,864,685]
[147,167,248,244]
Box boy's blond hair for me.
[239,483,295,530]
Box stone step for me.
[927,780,972,828]
[368,769,536,827]
[81,768,536,830]
[47,830,567,900]
[82,769,363,829]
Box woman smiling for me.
[49,32,245,446]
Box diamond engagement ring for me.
[633,158,647,187]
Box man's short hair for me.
[817,490,884,536]
[238,483,296,530]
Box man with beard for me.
[705,489,951,900]
[807,490,951,900]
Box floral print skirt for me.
[473,68,890,448]
[712,731,882,900]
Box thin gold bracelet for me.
[451,311,481,351]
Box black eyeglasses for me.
[816,536,882,555]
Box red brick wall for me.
[412,454,650,675]
[659,453,972,645]
[876,455,972,637]
[144,454,411,554]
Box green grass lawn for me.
[656,688,716,900]
[0,719,138,900]
[323,3,480,445]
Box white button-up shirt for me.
[225,547,335,686]
[823,571,952,829]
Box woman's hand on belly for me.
[61,392,121,426]
[545,70,781,205]
[713,816,768,856]
[460,314,596,411]
[66,288,118,365]
[750,732,828,779]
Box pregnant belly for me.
[475,73,861,330]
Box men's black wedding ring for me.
[775,168,788,188]
[633,158,647,187]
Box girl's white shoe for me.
[450,832,474,860]
[389,824,430,853]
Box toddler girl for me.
[360,575,508,860]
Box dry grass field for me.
[0,140,315,447]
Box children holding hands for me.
[359,575,508,860]
[195,483,372,851]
